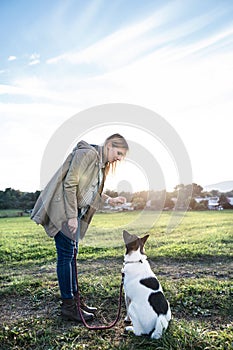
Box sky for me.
[1,0,233,193]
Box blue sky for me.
[1,0,233,192]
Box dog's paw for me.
[125,326,134,333]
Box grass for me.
[0,209,28,218]
[0,210,232,349]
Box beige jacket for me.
[31,141,105,240]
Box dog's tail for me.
[150,312,171,340]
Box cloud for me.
[168,25,233,62]
[29,59,40,66]
[46,5,170,68]
[29,53,40,65]
[45,2,227,72]
[8,55,17,61]
[1,0,233,192]
[1,3,233,112]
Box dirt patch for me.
[0,295,58,325]
[149,258,233,280]
[0,258,232,328]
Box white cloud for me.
[29,59,40,66]
[0,102,77,191]
[28,53,40,65]
[8,55,17,61]
[0,78,67,103]
[169,25,233,62]
[45,2,226,73]
[46,5,170,68]
[1,2,233,191]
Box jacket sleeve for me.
[63,149,96,219]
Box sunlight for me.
[71,123,179,192]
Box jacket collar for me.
[90,144,106,168]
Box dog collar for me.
[124,258,146,265]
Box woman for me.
[31,134,129,322]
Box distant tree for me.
[0,188,40,210]
[131,196,146,210]
[19,191,40,210]
[174,184,185,192]
[134,191,149,202]
[104,189,118,198]
[194,200,208,210]
[174,183,203,198]
[1,188,20,209]
[189,198,197,210]
[225,190,233,197]
[219,194,233,209]
[210,189,220,197]
[118,191,132,202]
[191,183,203,197]
[201,191,212,198]
[149,190,166,210]
[0,191,5,209]
[150,199,164,210]
[164,193,174,210]
[173,184,192,210]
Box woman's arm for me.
[63,149,96,218]
[102,194,126,206]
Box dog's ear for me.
[123,230,131,243]
[123,230,138,245]
[141,234,149,247]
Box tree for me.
[191,183,203,197]
[194,200,208,210]
[225,190,233,197]
[219,194,233,209]
[210,189,220,197]
[0,188,40,210]
[189,198,197,210]
[131,196,146,210]
[164,193,174,210]
[118,191,132,202]
[104,189,118,198]
[173,184,192,210]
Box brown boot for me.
[61,298,94,322]
[74,292,97,314]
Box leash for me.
[74,247,124,330]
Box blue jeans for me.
[54,229,79,300]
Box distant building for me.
[103,202,133,211]
[194,196,223,210]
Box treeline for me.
[0,184,233,211]
[0,188,40,210]
[104,183,233,210]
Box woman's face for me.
[107,144,126,163]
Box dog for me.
[122,230,171,339]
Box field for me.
[0,210,232,349]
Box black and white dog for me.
[122,230,171,339]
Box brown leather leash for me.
[74,247,124,330]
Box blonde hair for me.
[104,133,129,176]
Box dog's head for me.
[123,230,149,256]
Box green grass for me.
[0,210,232,349]
[0,209,28,218]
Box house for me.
[194,196,223,210]
[227,197,233,206]
[121,202,134,211]
[103,202,133,212]
[208,197,222,210]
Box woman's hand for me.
[109,196,126,206]
[67,217,78,233]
